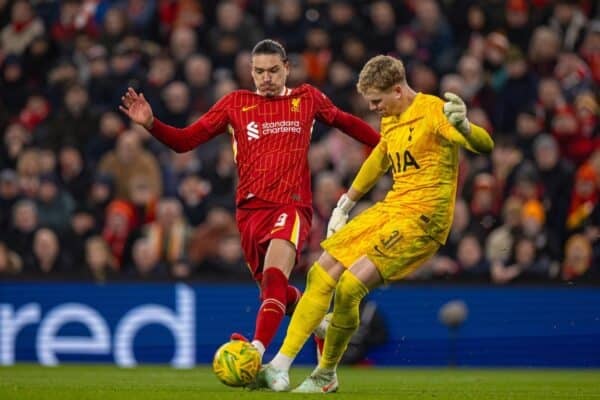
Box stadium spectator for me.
[483,32,510,91]
[86,111,125,167]
[6,199,38,258]
[520,198,561,262]
[454,233,491,280]
[58,146,93,203]
[468,172,499,237]
[84,235,118,282]
[267,0,309,54]
[86,173,115,228]
[159,80,192,127]
[142,53,177,113]
[485,196,520,257]
[25,227,73,276]
[207,1,263,69]
[128,237,168,279]
[50,0,98,53]
[1,55,30,114]
[533,134,574,243]
[326,0,364,54]
[491,235,552,284]
[1,122,30,170]
[548,0,588,52]
[410,0,456,74]
[0,240,23,276]
[98,130,162,201]
[102,199,137,268]
[198,142,236,211]
[0,0,45,56]
[437,198,476,262]
[64,203,98,269]
[338,35,369,73]
[18,93,51,133]
[144,197,191,270]
[529,26,562,77]
[498,47,538,133]
[561,233,595,280]
[173,172,209,227]
[156,0,204,38]
[514,105,543,160]
[366,1,397,55]
[0,168,20,231]
[183,54,213,112]
[579,20,600,84]
[456,54,496,120]
[99,7,128,54]
[504,0,534,53]
[85,45,113,111]
[302,26,332,86]
[187,207,238,271]
[22,36,58,88]
[201,233,248,281]
[43,83,99,152]
[35,173,75,235]
[566,162,599,231]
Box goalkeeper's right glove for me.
[326,193,356,238]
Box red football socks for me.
[254,267,288,348]
[285,285,302,316]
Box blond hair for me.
[357,55,406,95]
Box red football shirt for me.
[150,83,378,207]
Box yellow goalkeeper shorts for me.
[321,202,440,282]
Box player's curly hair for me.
[357,55,406,94]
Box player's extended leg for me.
[258,252,345,391]
[293,255,382,393]
[251,238,296,356]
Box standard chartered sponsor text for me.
[261,120,301,135]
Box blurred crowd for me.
[0,0,598,284]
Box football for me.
[212,340,261,387]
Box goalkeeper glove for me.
[326,193,356,238]
[443,92,470,135]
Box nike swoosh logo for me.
[270,226,285,234]
[242,104,259,112]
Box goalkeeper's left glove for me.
[443,92,470,135]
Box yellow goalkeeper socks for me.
[275,262,337,366]
[319,270,368,370]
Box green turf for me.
[1,364,599,400]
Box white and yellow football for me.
[212,340,261,387]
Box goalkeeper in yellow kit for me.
[256,55,494,393]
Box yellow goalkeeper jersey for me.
[353,93,492,244]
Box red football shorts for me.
[236,199,312,281]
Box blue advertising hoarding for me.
[1,282,599,367]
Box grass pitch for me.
[1,364,599,400]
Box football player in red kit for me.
[119,39,379,359]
